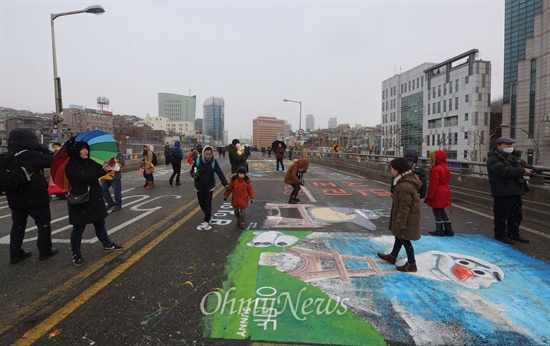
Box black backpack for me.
[165,148,176,164]
[152,152,158,166]
[0,150,34,192]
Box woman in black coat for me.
[65,139,122,266]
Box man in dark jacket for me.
[191,146,229,230]
[390,149,427,201]
[169,140,184,186]
[487,136,533,244]
[227,139,248,174]
[5,129,58,264]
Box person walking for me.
[390,149,427,201]
[101,146,125,212]
[227,139,248,174]
[190,146,230,231]
[168,140,184,186]
[288,146,293,161]
[284,158,309,204]
[224,166,255,229]
[65,139,123,266]
[275,143,286,172]
[487,136,533,244]
[425,150,454,236]
[377,157,422,272]
[4,129,58,264]
[142,144,155,189]
[163,144,171,166]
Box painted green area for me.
[203,231,385,346]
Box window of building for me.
[412,79,415,90]
[433,103,436,114]
[449,98,453,111]
[433,87,436,98]
[464,150,468,159]
[444,84,447,95]
[438,85,441,97]
[464,132,468,140]
[447,151,457,160]
[428,105,430,115]
[465,113,469,121]
[443,100,447,112]
[455,79,459,91]
[449,82,453,93]
[455,97,459,109]
[428,119,442,128]
[465,76,469,84]
[465,94,469,102]
[444,116,458,126]
[437,101,441,113]
[454,132,458,145]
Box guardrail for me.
[300,151,550,230]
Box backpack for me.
[0,150,34,192]
[195,158,216,183]
[152,152,158,166]
[166,148,176,164]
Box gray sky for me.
[1,0,504,141]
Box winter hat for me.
[237,166,247,174]
[232,139,240,146]
[67,139,90,159]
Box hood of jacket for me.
[398,171,422,190]
[434,150,447,166]
[404,149,419,164]
[173,140,181,149]
[202,145,214,163]
[296,158,309,171]
[7,128,39,152]
[67,139,90,160]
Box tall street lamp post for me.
[51,5,105,115]
[500,123,540,166]
[283,99,302,140]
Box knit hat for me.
[237,166,247,174]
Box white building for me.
[144,113,195,137]
[423,49,491,161]
[381,49,491,161]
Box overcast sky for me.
[1,0,504,141]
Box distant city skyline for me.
[1,1,505,141]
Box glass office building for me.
[203,97,225,142]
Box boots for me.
[169,178,173,186]
[288,195,297,204]
[429,222,445,236]
[145,181,154,190]
[175,177,181,186]
[377,253,396,264]
[396,262,417,272]
[293,196,301,202]
[443,222,454,236]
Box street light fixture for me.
[51,5,105,115]
[283,99,302,140]
[500,123,539,165]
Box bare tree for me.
[490,96,503,113]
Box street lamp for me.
[500,123,539,165]
[283,99,302,140]
[51,5,105,115]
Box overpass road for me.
[0,153,549,346]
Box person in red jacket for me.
[224,166,255,229]
[425,150,454,236]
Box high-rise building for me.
[158,93,196,123]
[423,50,491,161]
[252,116,285,148]
[305,114,315,131]
[328,118,337,129]
[502,0,549,166]
[203,96,225,142]
[382,49,491,161]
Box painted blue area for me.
[315,233,550,345]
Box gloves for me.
[224,185,232,192]
[192,167,199,179]
[223,197,227,201]
[250,199,254,204]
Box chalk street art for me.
[203,231,550,346]
[247,201,389,231]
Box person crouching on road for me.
[224,166,255,229]
[284,158,309,204]
[191,145,230,231]
[65,139,122,266]
[377,157,422,273]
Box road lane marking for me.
[0,195,197,336]
[12,187,224,344]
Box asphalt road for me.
[1,153,549,346]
